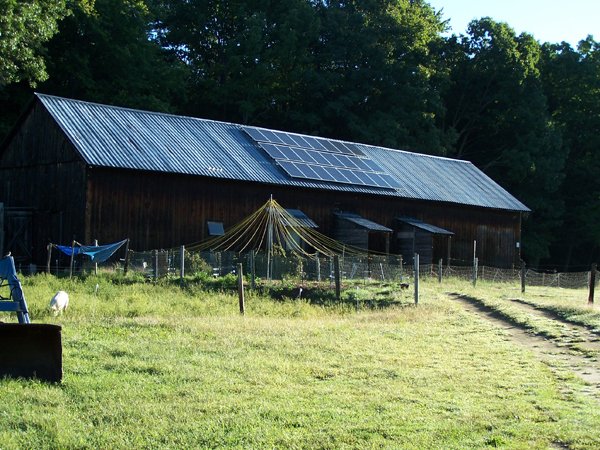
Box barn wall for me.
[0,102,87,263]
[86,168,522,268]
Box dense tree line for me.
[1,0,598,269]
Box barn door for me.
[3,208,33,263]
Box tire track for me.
[449,293,600,399]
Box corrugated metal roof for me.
[335,212,393,232]
[36,93,530,212]
[396,217,454,236]
[285,209,318,228]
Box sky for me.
[426,0,600,47]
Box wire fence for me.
[36,245,600,291]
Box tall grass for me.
[0,274,599,448]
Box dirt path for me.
[449,293,600,400]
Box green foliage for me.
[440,18,567,264]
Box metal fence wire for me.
[37,246,598,290]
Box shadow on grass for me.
[448,292,551,338]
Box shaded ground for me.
[450,293,600,400]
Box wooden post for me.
[589,263,597,305]
[153,249,158,281]
[94,239,99,275]
[521,261,526,294]
[316,253,321,282]
[237,263,245,315]
[379,262,385,281]
[180,245,185,288]
[473,257,478,286]
[123,239,130,275]
[334,255,341,301]
[46,244,52,274]
[399,255,403,278]
[69,240,75,279]
[438,258,443,284]
[414,253,420,305]
[0,202,4,257]
[250,250,256,290]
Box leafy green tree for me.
[40,0,188,113]
[441,18,567,265]
[0,0,73,87]
[152,0,450,151]
[540,37,600,268]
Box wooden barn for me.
[0,94,529,268]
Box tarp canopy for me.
[55,239,128,262]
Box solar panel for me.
[245,127,397,190]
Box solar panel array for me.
[244,127,398,190]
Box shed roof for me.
[34,93,530,212]
[396,217,454,236]
[335,212,393,232]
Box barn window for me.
[207,221,225,236]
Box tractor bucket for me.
[0,256,63,383]
[0,324,62,382]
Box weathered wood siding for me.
[0,103,87,262]
[86,168,522,268]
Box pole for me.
[180,245,185,288]
[153,249,158,281]
[589,263,597,305]
[123,239,131,275]
[237,263,245,314]
[316,253,321,282]
[46,244,52,274]
[414,253,420,305]
[521,261,526,294]
[250,250,256,290]
[334,255,341,301]
[94,239,99,275]
[69,240,75,279]
[438,258,443,284]
[266,195,274,281]
[473,257,478,287]
[379,262,385,281]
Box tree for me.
[540,37,600,268]
[40,0,188,113]
[152,0,450,151]
[0,0,93,87]
[441,18,567,265]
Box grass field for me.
[1,273,600,449]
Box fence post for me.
[69,240,75,279]
[250,250,256,290]
[379,262,385,281]
[438,258,443,283]
[589,263,597,305]
[180,245,185,288]
[399,255,403,279]
[153,249,158,281]
[521,261,526,294]
[414,253,419,305]
[472,257,478,286]
[123,239,130,275]
[94,239,99,275]
[334,255,341,301]
[316,253,321,282]
[238,263,245,315]
[46,244,52,274]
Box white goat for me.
[49,291,69,315]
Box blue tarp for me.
[56,239,128,263]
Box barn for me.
[0,93,529,268]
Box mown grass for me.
[1,274,600,448]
